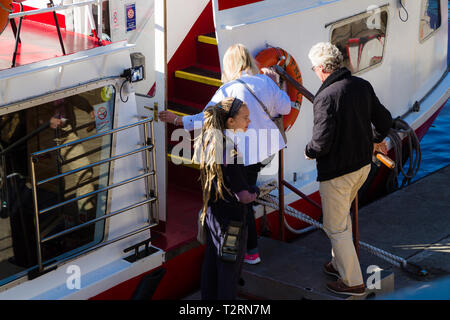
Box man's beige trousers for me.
[319,164,371,287]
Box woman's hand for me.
[158,110,180,125]
[261,67,280,86]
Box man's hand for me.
[373,140,388,155]
[304,150,313,160]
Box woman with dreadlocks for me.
[195,97,259,300]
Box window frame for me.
[0,79,119,289]
[328,4,390,75]
[418,0,442,43]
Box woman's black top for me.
[209,160,250,228]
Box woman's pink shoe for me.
[244,253,261,264]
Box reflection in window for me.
[419,0,441,41]
[331,9,388,74]
[0,86,115,285]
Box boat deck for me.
[185,164,450,300]
[0,18,100,70]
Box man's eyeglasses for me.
[311,65,319,72]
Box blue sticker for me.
[126,3,136,32]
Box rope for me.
[256,190,408,268]
[384,117,421,191]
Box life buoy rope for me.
[255,47,303,131]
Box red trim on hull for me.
[89,245,205,300]
[415,102,447,141]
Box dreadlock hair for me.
[193,97,246,219]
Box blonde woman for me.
[195,97,259,300]
[160,43,291,264]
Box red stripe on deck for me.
[218,0,264,10]
[12,3,66,28]
[0,19,100,70]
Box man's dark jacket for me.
[305,67,392,181]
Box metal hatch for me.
[28,116,159,275]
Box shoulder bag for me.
[235,78,287,144]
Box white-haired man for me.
[305,42,392,296]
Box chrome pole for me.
[97,0,103,45]
[31,118,153,157]
[42,197,156,243]
[37,144,153,186]
[30,156,43,272]
[143,121,153,224]
[150,120,159,224]
[39,171,155,215]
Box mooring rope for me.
[256,190,408,268]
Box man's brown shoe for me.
[323,262,340,278]
[326,279,366,296]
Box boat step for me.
[197,33,217,46]
[196,32,220,69]
[168,99,204,117]
[175,66,222,87]
[167,143,199,171]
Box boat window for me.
[419,0,441,41]
[330,8,388,74]
[0,86,115,286]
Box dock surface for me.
[186,164,450,300]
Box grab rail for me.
[8,0,105,19]
[219,0,340,31]
[29,117,159,274]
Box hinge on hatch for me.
[144,102,159,121]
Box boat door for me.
[0,81,163,290]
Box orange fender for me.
[255,47,303,131]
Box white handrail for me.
[220,0,340,30]
[8,0,105,19]
[0,41,134,81]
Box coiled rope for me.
[386,117,421,191]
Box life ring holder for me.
[0,0,12,36]
[255,47,303,131]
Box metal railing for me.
[29,117,158,273]
[9,0,106,43]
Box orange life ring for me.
[255,47,303,131]
[0,0,12,36]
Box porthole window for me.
[419,0,441,41]
[330,6,388,74]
